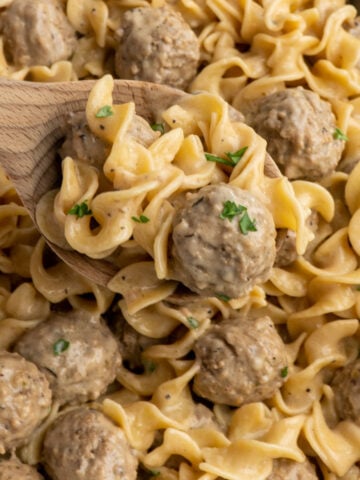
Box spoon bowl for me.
[0,79,280,286]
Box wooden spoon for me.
[0,79,280,286]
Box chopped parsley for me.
[205,147,248,167]
[220,200,257,235]
[151,122,165,134]
[239,210,257,235]
[149,470,160,477]
[333,127,348,141]
[280,366,288,378]
[220,200,246,220]
[53,338,70,356]
[216,293,231,302]
[187,316,199,329]
[144,360,156,373]
[68,201,92,218]
[132,215,150,223]
[95,105,114,118]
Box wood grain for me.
[0,79,280,286]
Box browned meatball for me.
[337,155,360,174]
[59,112,158,169]
[346,15,360,39]
[0,352,52,454]
[115,6,200,90]
[242,87,345,180]
[274,229,298,267]
[267,458,318,479]
[113,316,159,372]
[193,316,288,406]
[1,0,76,67]
[274,211,319,267]
[59,113,110,169]
[14,311,121,406]
[43,407,138,480]
[169,184,276,299]
[331,359,360,424]
[0,459,44,480]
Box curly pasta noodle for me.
[0,1,360,479]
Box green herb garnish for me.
[144,360,157,373]
[53,338,70,356]
[187,316,199,329]
[132,215,150,223]
[216,293,231,302]
[205,147,248,167]
[333,127,348,141]
[95,105,114,118]
[149,470,160,477]
[68,201,92,218]
[219,200,246,220]
[151,122,165,134]
[239,210,257,235]
[280,366,288,378]
[226,147,248,164]
[220,200,257,235]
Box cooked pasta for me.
[0,1,360,480]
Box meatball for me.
[1,0,76,67]
[274,229,298,267]
[266,458,318,479]
[169,184,276,299]
[14,310,121,406]
[43,407,138,480]
[274,211,319,267]
[331,359,360,424]
[59,113,110,169]
[59,112,158,169]
[112,316,159,372]
[242,87,345,180]
[193,316,288,406]
[115,6,200,90]
[346,15,360,39]
[337,155,360,174]
[0,352,52,454]
[0,459,44,480]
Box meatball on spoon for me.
[0,79,280,287]
[0,79,185,285]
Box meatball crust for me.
[43,408,138,480]
[1,0,76,68]
[170,184,276,298]
[115,6,200,89]
[242,87,345,180]
[59,113,110,168]
[274,229,298,267]
[193,316,288,406]
[267,458,318,480]
[331,359,360,424]
[0,352,52,454]
[14,311,121,406]
[113,317,159,372]
[0,459,44,480]
[346,15,360,39]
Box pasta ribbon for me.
[304,402,360,476]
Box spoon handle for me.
[0,79,279,286]
[0,79,184,219]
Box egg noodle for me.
[0,1,360,479]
